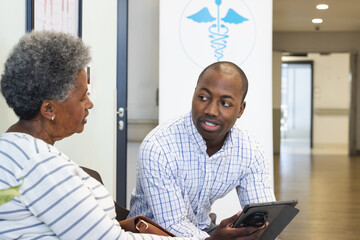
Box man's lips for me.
[200,120,220,132]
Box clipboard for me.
[232,200,299,240]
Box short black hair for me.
[197,61,248,102]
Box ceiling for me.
[273,0,360,32]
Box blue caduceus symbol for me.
[187,0,249,61]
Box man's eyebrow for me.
[221,95,234,100]
[199,87,211,95]
[199,87,235,100]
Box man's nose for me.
[204,100,219,117]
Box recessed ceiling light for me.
[312,18,323,24]
[316,4,329,10]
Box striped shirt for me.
[0,132,197,240]
[128,112,275,240]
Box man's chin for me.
[199,131,219,141]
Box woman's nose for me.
[87,95,94,109]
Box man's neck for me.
[205,135,227,157]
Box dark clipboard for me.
[232,200,299,240]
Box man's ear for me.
[40,101,54,121]
[237,101,246,118]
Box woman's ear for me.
[40,101,54,121]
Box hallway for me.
[274,140,360,240]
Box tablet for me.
[232,200,299,240]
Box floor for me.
[275,139,360,240]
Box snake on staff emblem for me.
[187,0,249,61]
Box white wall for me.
[128,0,159,121]
[127,0,160,142]
[0,1,25,133]
[126,0,161,207]
[312,53,350,146]
[57,0,118,197]
[0,0,118,198]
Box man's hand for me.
[206,212,268,240]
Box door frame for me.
[116,0,128,207]
[349,51,358,155]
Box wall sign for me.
[180,0,256,68]
[26,0,82,37]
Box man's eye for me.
[222,101,230,107]
[200,96,208,101]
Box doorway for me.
[280,53,351,155]
[280,61,313,149]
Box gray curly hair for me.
[1,31,91,120]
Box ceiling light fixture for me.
[316,4,329,10]
[312,18,323,24]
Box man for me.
[128,61,275,240]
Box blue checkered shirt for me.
[128,112,275,240]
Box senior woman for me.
[0,31,264,240]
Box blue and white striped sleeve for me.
[17,152,199,240]
[18,152,124,239]
[0,134,199,240]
